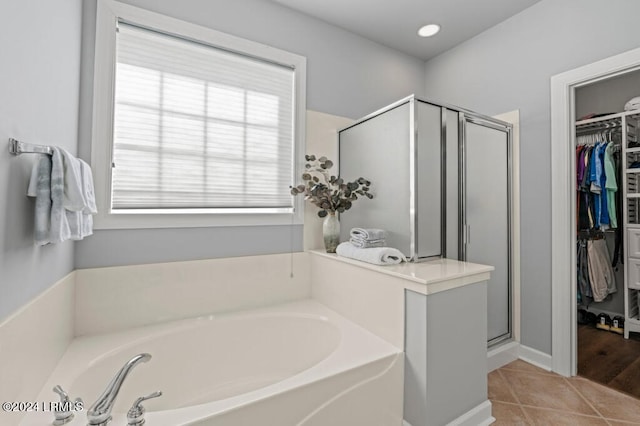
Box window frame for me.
[92,0,306,229]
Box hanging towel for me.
[349,228,386,241]
[349,237,386,248]
[27,156,53,246]
[336,242,406,266]
[56,148,86,212]
[27,148,96,244]
[79,159,97,214]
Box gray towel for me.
[336,242,406,266]
[27,156,53,246]
[350,228,386,241]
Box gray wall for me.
[0,0,82,320]
[75,0,427,268]
[423,0,640,355]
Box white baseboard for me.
[487,341,553,373]
[445,400,494,426]
[519,344,553,371]
[487,341,520,372]
[403,421,412,426]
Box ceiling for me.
[270,0,542,60]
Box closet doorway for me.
[574,73,640,398]
[551,46,640,398]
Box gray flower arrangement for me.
[290,154,373,217]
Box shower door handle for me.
[463,224,471,245]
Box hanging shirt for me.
[597,142,610,228]
[582,147,594,228]
[589,143,603,227]
[604,142,618,229]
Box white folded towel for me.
[350,228,386,241]
[336,242,407,266]
[349,237,386,248]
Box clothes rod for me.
[8,138,53,156]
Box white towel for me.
[350,228,386,241]
[79,159,97,214]
[336,242,407,266]
[349,237,386,248]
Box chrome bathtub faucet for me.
[86,353,152,426]
[127,391,162,426]
[51,385,83,425]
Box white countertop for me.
[309,250,494,295]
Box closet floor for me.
[578,323,640,399]
[489,359,640,425]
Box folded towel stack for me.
[27,148,97,245]
[349,227,387,248]
[336,242,407,266]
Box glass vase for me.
[322,212,340,253]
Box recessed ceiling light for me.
[418,24,440,38]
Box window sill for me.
[93,211,303,230]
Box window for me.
[92,1,306,229]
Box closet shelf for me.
[627,147,640,154]
[628,194,640,199]
[576,108,640,126]
[626,168,640,174]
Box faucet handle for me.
[127,391,162,426]
[51,385,82,425]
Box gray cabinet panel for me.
[404,285,488,426]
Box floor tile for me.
[500,369,597,415]
[607,420,640,425]
[488,370,517,403]
[491,401,531,425]
[521,406,608,426]
[568,377,640,423]
[500,359,555,375]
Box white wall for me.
[74,0,427,269]
[423,0,640,355]
[0,0,82,321]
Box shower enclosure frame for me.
[338,95,514,346]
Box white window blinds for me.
[111,22,295,211]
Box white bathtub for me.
[22,300,403,426]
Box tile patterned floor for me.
[490,360,640,425]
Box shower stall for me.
[338,95,514,346]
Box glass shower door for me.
[461,114,512,345]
